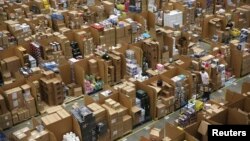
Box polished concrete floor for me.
[3,74,250,141]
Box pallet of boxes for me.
[2,83,37,127]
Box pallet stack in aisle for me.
[39,71,64,106]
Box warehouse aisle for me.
[118,74,250,141]
[3,75,250,140]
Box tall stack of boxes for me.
[39,71,65,106]
[41,106,72,141]
[21,84,37,117]
[4,86,31,125]
[71,106,97,141]
[0,94,12,129]
[102,98,132,141]
[142,39,160,69]
[0,31,9,49]
[87,103,109,140]
[171,75,188,109]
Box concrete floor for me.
[3,74,250,141]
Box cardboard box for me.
[28,130,49,141]
[0,94,8,114]
[0,117,12,129]
[123,115,132,134]
[3,56,21,73]
[157,103,166,118]
[41,108,72,141]
[150,128,164,141]
[130,106,141,126]
[161,96,175,107]
[25,97,37,116]
[4,87,24,110]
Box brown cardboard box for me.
[0,111,12,121]
[3,56,21,73]
[73,87,82,97]
[25,97,37,116]
[0,111,13,129]
[102,104,118,126]
[4,87,24,110]
[130,106,141,126]
[28,130,50,141]
[0,94,8,114]
[157,103,166,118]
[123,115,132,134]
[41,108,72,141]
[12,114,19,125]
[150,128,164,141]
[161,96,175,107]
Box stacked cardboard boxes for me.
[2,56,21,74]
[41,106,72,141]
[0,111,13,129]
[12,126,52,141]
[21,84,37,117]
[242,52,250,76]
[71,106,97,141]
[0,31,9,49]
[40,71,64,105]
[0,94,8,115]
[4,87,24,111]
[87,103,109,140]
[142,39,160,69]
[102,98,132,140]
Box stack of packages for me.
[135,90,151,123]
[242,51,250,76]
[30,41,42,64]
[175,101,196,127]
[39,70,65,105]
[109,52,122,84]
[211,59,226,90]
[87,103,109,141]
[4,20,32,45]
[1,54,21,74]
[70,41,82,59]
[220,45,231,66]
[67,11,84,29]
[157,82,175,119]
[0,31,9,49]
[4,86,29,125]
[12,126,50,141]
[116,21,132,44]
[142,39,160,69]
[102,98,132,141]
[171,74,188,109]
[0,94,12,129]
[21,84,37,117]
[32,80,44,112]
[41,106,72,141]
[51,12,65,31]
[115,81,143,127]
[126,50,138,76]
[71,106,97,141]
